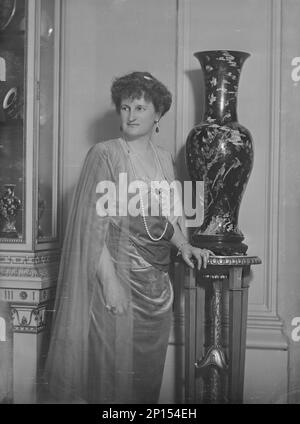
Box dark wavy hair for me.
[111,71,172,117]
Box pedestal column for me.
[184,255,261,404]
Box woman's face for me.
[119,95,160,141]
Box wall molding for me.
[175,0,191,155]
[246,0,286,349]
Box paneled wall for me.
[61,0,300,404]
[278,0,300,404]
[175,0,289,404]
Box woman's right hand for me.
[102,280,129,315]
[97,244,129,315]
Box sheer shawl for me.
[43,139,178,403]
[44,143,118,402]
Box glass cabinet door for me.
[0,0,61,249]
[0,0,26,242]
[37,0,60,244]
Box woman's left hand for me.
[179,243,215,270]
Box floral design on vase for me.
[0,184,21,238]
[186,50,253,255]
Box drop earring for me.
[120,125,123,132]
[155,120,160,133]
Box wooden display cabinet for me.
[0,0,62,404]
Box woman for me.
[44,71,213,404]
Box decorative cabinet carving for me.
[0,0,62,404]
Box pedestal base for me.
[0,251,59,404]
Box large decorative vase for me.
[0,184,21,238]
[186,50,253,255]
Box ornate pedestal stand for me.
[0,252,59,403]
[184,255,261,404]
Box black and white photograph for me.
[0,0,299,410]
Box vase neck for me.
[195,50,249,125]
[203,84,238,124]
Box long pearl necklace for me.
[124,138,169,242]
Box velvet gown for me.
[44,138,180,404]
